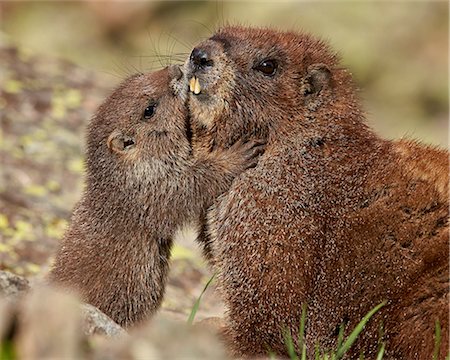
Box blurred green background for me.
[0,1,448,320]
[2,1,448,145]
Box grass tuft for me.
[335,301,386,359]
[187,273,216,325]
[281,301,386,360]
[282,328,298,360]
[315,341,320,360]
[336,323,345,351]
[298,303,307,360]
[376,342,385,360]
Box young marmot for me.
[183,27,449,359]
[49,66,264,328]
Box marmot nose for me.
[190,47,213,69]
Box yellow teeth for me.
[189,76,201,95]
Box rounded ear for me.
[302,63,332,96]
[107,130,135,154]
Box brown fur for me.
[49,66,264,328]
[183,27,449,359]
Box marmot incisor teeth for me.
[183,27,449,359]
[49,66,264,328]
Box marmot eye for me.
[143,103,156,120]
[254,59,278,76]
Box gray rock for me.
[0,271,226,359]
[16,286,83,360]
[94,314,228,360]
[0,271,125,340]
[0,270,30,298]
[81,303,126,337]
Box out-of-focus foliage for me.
[0,44,108,277]
[2,1,447,146]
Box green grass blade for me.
[283,328,298,360]
[301,344,307,360]
[315,342,320,360]
[376,342,385,360]
[378,322,384,344]
[433,320,442,360]
[335,301,386,359]
[265,344,278,359]
[336,323,345,351]
[0,340,16,360]
[187,273,216,325]
[299,303,307,349]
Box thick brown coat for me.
[184,27,449,359]
[49,67,262,327]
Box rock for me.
[0,270,226,359]
[94,315,228,360]
[0,270,125,337]
[0,270,30,298]
[15,286,84,360]
[81,303,126,337]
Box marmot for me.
[49,66,264,328]
[182,27,449,359]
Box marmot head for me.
[183,26,359,147]
[85,66,189,188]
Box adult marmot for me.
[183,27,449,359]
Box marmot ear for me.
[107,130,135,154]
[301,63,332,97]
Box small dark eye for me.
[254,59,278,76]
[143,103,156,120]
